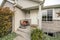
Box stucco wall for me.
[53,8,60,20]
[30,10,38,25]
[3,2,14,11]
[15,8,25,31]
[3,1,26,31]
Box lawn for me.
[0,32,17,40]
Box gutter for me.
[42,4,60,10]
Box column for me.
[38,5,42,29]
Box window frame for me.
[42,9,53,21]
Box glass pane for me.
[42,11,47,21]
[42,16,47,21]
[47,10,53,21]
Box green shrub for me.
[0,7,14,37]
[31,28,44,40]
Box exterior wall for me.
[3,1,26,32]
[3,2,14,11]
[15,8,25,31]
[42,8,60,32]
[30,10,38,25]
[42,21,60,32]
[53,8,60,20]
[25,11,30,19]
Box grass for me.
[0,32,17,40]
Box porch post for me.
[38,5,42,29]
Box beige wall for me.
[30,10,38,25]
[15,8,25,31]
[25,11,30,19]
[25,6,42,29]
[53,8,60,20]
[29,6,42,29]
[3,2,14,11]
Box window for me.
[42,10,53,21]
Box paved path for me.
[14,26,31,40]
[14,36,25,40]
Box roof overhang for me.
[15,0,39,10]
[7,0,15,4]
[3,0,44,10]
[42,4,60,9]
[22,5,39,10]
[15,4,39,10]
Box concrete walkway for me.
[14,26,31,40]
[14,36,25,40]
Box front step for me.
[15,26,31,40]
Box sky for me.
[44,0,60,6]
[0,0,14,6]
[0,0,3,5]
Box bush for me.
[31,28,44,40]
[0,7,14,37]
